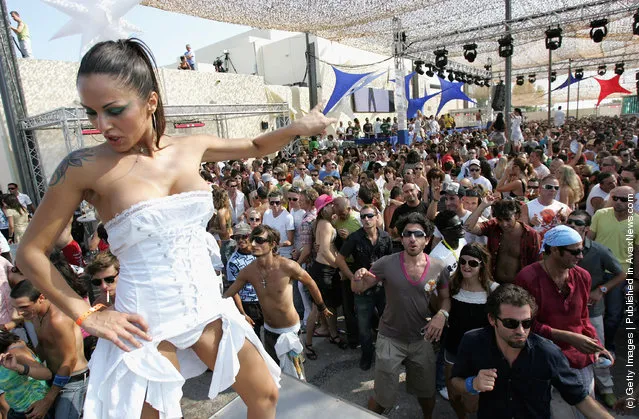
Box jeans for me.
[603,273,625,352]
[354,286,385,358]
[55,375,89,419]
[589,315,614,393]
[341,278,359,345]
[292,280,305,325]
[550,365,594,419]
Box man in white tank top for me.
[520,176,570,236]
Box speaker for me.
[491,84,505,111]
[260,121,269,130]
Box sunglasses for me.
[459,258,481,268]
[233,234,250,241]
[469,168,480,173]
[311,173,319,177]
[229,184,238,188]
[91,275,117,286]
[566,219,587,227]
[622,177,634,184]
[269,201,281,206]
[288,197,299,201]
[542,184,560,191]
[251,236,270,244]
[560,246,583,256]
[249,217,261,222]
[497,317,533,330]
[612,196,630,202]
[7,187,16,191]
[401,230,426,238]
[528,185,539,189]
[323,182,334,186]
[360,213,376,220]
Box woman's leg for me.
[140,341,180,419]
[192,320,278,419]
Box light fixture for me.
[498,35,514,58]
[551,71,557,82]
[448,70,455,82]
[414,60,425,75]
[434,48,449,69]
[575,68,584,80]
[484,78,491,87]
[516,75,524,86]
[634,10,639,35]
[615,62,625,75]
[598,65,607,76]
[475,76,482,85]
[590,19,608,43]
[425,65,434,77]
[463,43,477,63]
[454,72,463,82]
[466,76,474,85]
[528,74,536,84]
[437,69,445,79]
[545,27,563,50]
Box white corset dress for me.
[82,191,280,419]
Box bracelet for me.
[52,374,71,388]
[19,363,30,376]
[465,376,480,395]
[75,304,106,327]
[317,303,327,312]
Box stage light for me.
[466,76,474,85]
[448,70,455,82]
[475,76,482,85]
[463,43,477,63]
[615,62,625,75]
[545,27,563,50]
[437,69,445,79]
[575,68,584,80]
[414,60,425,75]
[590,19,608,43]
[516,75,524,86]
[434,48,448,69]
[551,71,557,82]
[454,72,463,82]
[425,65,434,77]
[528,74,536,84]
[634,10,639,35]
[484,78,491,87]
[598,65,607,76]
[498,35,514,58]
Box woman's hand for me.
[291,104,337,137]
[81,310,152,352]
[424,311,446,342]
[0,353,19,372]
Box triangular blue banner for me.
[552,72,588,92]
[436,77,476,115]
[407,92,440,119]
[323,66,373,114]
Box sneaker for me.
[601,393,617,408]
[438,387,449,401]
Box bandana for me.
[540,225,582,253]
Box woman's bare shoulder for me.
[48,144,108,188]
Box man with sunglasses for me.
[86,251,119,307]
[451,284,613,419]
[467,159,493,192]
[520,175,570,235]
[590,186,639,356]
[565,210,625,408]
[262,190,295,259]
[353,213,450,418]
[515,225,614,418]
[619,165,639,212]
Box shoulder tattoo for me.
[49,149,96,186]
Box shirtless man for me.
[224,225,332,373]
[10,279,88,419]
[465,198,541,284]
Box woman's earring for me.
[152,113,157,132]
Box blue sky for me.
[5,0,251,66]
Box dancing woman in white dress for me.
[15,39,334,418]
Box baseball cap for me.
[232,222,252,236]
[468,159,481,167]
[442,182,465,197]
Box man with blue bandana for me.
[515,225,614,419]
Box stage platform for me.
[210,374,383,418]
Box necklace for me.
[258,261,275,288]
[38,303,51,326]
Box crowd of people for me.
[1,35,638,418]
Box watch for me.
[598,285,608,294]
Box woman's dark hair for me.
[450,243,493,296]
[493,113,505,132]
[0,331,20,354]
[97,223,108,242]
[49,251,88,298]
[3,194,26,214]
[77,38,166,148]
[485,284,537,320]
[396,213,434,237]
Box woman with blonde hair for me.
[493,156,508,180]
[3,194,28,244]
[495,157,528,199]
[209,186,234,266]
[558,165,584,209]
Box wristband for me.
[53,374,71,388]
[75,304,106,326]
[317,303,327,312]
[465,376,480,395]
[19,363,30,376]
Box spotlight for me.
[425,65,434,77]
[615,62,625,75]
[437,69,445,79]
[545,27,563,50]
[516,75,524,86]
[528,74,536,84]
[475,76,482,85]
[634,10,639,35]
[551,71,557,82]
[598,65,607,76]
[448,70,455,82]
[454,72,463,82]
[498,35,514,58]
[575,68,584,80]
[466,76,474,85]
[414,60,425,75]
[463,43,478,63]
[484,78,491,87]
[434,48,448,69]
[589,19,608,43]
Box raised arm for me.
[464,194,495,236]
[199,105,335,162]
